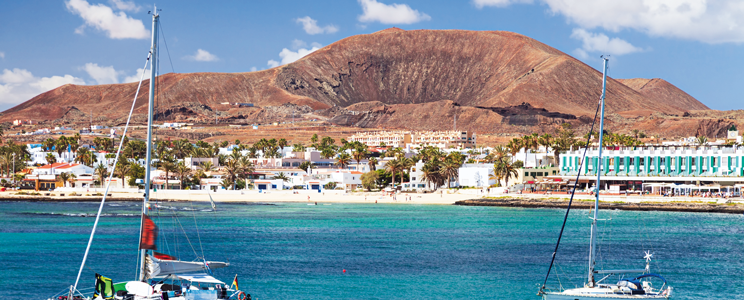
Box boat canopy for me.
[176,273,226,284]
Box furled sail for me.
[145,255,229,278]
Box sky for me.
[2,0,744,112]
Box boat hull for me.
[542,292,669,300]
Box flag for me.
[139,214,158,250]
[231,274,238,290]
[208,192,216,210]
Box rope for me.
[72,53,151,293]
[540,99,602,293]
[190,200,206,259]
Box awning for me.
[176,274,225,284]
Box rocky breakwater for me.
[455,198,744,214]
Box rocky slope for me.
[1,28,725,137]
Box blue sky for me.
[2,0,744,112]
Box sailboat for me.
[538,57,673,299]
[50,8,251,300]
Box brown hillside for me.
[617,78,708,112]
[0,28,713,137]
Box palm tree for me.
[43,138,56,152]
[292,143,306,152]
[278,138,288,149]
[320,148,336,159]
[696,135,708,146]
[157,153,177,190]
[95,163,108,187]
[506,138,523,159]
[274,172,290,182]
[440,159,461,188]
[237,156,255,185]
[352,147,368,166]
[174,161,191,190]
[200,161,214,173]
[493,157,519,187]
[56,136,69,161]
[114,160,132,188]
[421,160,443,191]
[223,159,240,190]
[299,161,313,173]
[58,172,70,188]
[45,153,57,165]
[398,157,414,186]
[367,157,378,171]
[336,153,351,169]
[385,158,402,188]
[67,173,77,188]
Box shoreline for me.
[1,189,743,213]
[455,197,744,214]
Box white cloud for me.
[109,0,141,12]
[493,0,744,44]
[570,28,643,56]
[123,67,151,83]
[295,16,339,35]
[80,63,119,84]
[0,68,85,107]
[65,0,150,39]
[267,43,322,68]
[0,52,4,59]
[184,49,219,62]
[250,67,257,72]
[291,39,307,50]
[358,0,431,24]
[473,0,533,9]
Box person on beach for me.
[307,195,310,202]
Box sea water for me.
[0,201,742,300]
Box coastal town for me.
[2,119,743,207]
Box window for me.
[412,177,416,181]
[524,172,528,177]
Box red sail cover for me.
[153,252,177,260]
[139,214,158,250]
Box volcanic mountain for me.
[0,28,715,136]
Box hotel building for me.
[347,130,476,149]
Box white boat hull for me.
[543,293,668,300]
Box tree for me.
[55,136,69,161]
[58,172,70,188]
[493,157,519,187]
[274,172,290,182]
[114,160,132,188]
[695,135,708,146]
[368,157,378,171]
[157,153,177,190]
[292,143,306,152]
[45,153,57,165]
[278,138,288,149]
[174,161,191,190]
[361,171,379,191]
[336,153,351,169]
[352,147,368,166]
[95,163,108,187]
[421,160,443,190]
[200,161,214,173]
[385,158,402,188]
[398,157,414,186]
[310,134,319,145]
[440,159,461,188]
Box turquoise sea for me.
[0,200,742,299]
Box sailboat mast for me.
[587,57,609,287]
[140,6,158,282]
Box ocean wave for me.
[17,212,139,218]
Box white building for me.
[32,163,94,176]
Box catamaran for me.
[50,8,251,300]
[538,57,673,299]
